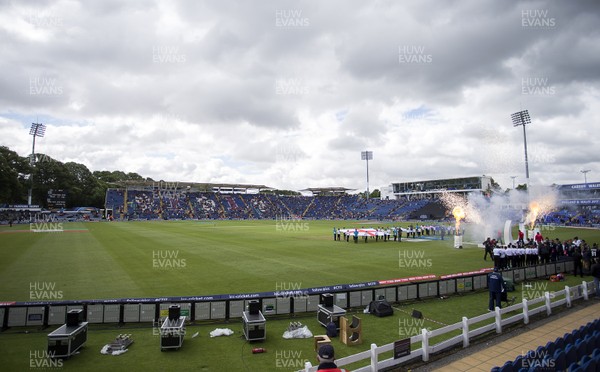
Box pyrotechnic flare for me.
[527,201,540,228]
[452,206,465,234]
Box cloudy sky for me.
[1,0,599,193]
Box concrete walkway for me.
[432,302,600,371]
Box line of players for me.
[332,227,403,243]
[484,234,598,272]
[485,242,545,269]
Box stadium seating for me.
[553,349,567,371]
[103,190,438,221]
[512,354,523,370]
[564,343,577,365]
[492,318,600,372]
[543,209,600,227]
[105,188,125,213]
[498,360,513,371]
[580,355,596,372]
[545,340,556,357]
[106,187,598,225]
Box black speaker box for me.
[248,300,260,315]
[368,300,393,317]
[168,305,181,320]
[411,309,423,319]
[66,309,83,326]
[320,293,334,307]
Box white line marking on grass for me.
[393,306,448,326]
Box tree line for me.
[0,146,148,209]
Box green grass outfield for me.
[2,220,600,301]
[0,219,502,301]
[0,220,599,371]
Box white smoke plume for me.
[441,186,559,244]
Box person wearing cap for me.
[488,267,505,311]
[316,344,349,371]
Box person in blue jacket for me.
[488,267,505,311]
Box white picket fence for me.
[302,280,595,372]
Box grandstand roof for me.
[300,187,355,195]
[113,180,274,192]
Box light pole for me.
[511,110,531,188]
[510,176,517,189]
[28,122,46,206]
[581,170,591,184]
[361,151,373,199]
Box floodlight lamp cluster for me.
[30,123,46,137]
[511,110,531,127]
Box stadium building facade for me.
[557,182,600,207]
[544,182,600,226]
[381,176,492,200]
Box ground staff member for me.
[488,267,505,311]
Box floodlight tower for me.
[581,169,591,184]
[28,122,46,206]
[511,110,531,189]
[510,176,517,189]
[361,151,373,199]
